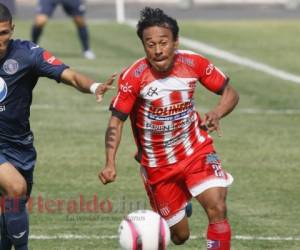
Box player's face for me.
[142,26,178,72]
[0,21,14,58]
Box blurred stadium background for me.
[1,0,299,249]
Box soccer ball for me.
[118,210,171,250]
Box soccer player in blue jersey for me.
[31,0,96,60]
[0,3,115,250]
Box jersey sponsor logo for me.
[120,82,133,93]
[3,59,19,75]
[42,51,63,65]
[188,80,197,90]
[177,56,194,67]
[163,131,189,147]
[145,87,158,97]
[145,115,196,133]
[148,101,194,121]
[0,77,8,102]
[134,63,147,77]
[205,63,215,75]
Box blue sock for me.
[185,202,193,218]
[0,213,12,250]
[3,197,29,250]
[31,25,43,44]
[77,26,90,51]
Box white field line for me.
[179,37,300,84]
[30,104,300,115]
[125,20,300,85]
[29,234,300,241]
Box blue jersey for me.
[0,39,69,145]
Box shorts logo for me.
[0,77,8,102]
[3,59,19,75]
[206,153,220,164]
[43,51,63,65]
[159,206,170,217]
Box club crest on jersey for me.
[3,59,19,75]
[43,51,63,65]
[0,77,8,102]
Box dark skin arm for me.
[60,68,116,102]
[99,115,124,184]
[200,84,239,136]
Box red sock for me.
[206,219,231,250]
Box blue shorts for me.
[37,0,86,17]
[0,143,36,197]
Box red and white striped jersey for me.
[111,50,228,168]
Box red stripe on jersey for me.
[169,91,186,163]
[148,98,166,167]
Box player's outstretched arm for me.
[99,115,124,185]
[201,84,239,136]
[60,68,116,102]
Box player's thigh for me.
[62,0,86,17]
[0,144,35,197]
[142,177,191,228]
[0,162,27,196]
[185,152,233,198]
[195,186,228,222]
[36,0,57,17]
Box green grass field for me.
[12,18,300,249]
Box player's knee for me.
[171,229,190,245]
[206,201,227,220]
[6,179,27,197]
[35,15,48,27]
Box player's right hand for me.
[99,166,116,185]
[95,73,117,102]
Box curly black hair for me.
[137,7,179,41]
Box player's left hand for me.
[95,73,117,102]
[200,111,222,137]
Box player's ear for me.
[11,24,15,34]
[174,36,179,49]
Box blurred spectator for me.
[177,0,193,10]
[31,0,96,60]
[286,0,300,9]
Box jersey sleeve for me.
[31,47,69,82]
[195,55,229,95]
[110,68,140,121]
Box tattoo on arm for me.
[105,127,117,149]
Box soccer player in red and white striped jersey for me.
[99,7,239,250]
